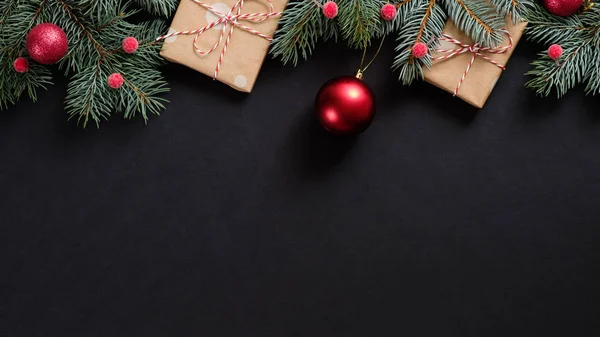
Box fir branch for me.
[524,2,593,45]
[0,50,53,109]
[380,0,411,36]
[65,61,109,127]
[270,0,337,65]
[1,0,170,126]
[392,0,446,84]
[63,18,169,127]
[338,0,385,49]
[133,0,179,17]
[1,0,49,47]
[118,64,169,121]
[441,0,504,47]
[0,0,18,25]
[0,0,53,110]
[525,42,593,97]
[53,0,114,72]
[76,0,121,22]
[584,54,600,95]
[415,0,436,43]
[95,14,125,32]
[77,0,176,19]
[491,0,532,24]
[524,2,600,97]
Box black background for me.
[2,33,600,336]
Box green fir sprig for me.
[337,0,386,49]
[0,0,173,127]
[392,0,446,85]
[270,0,338,65]
[524,2,600,97]
[272,0,529,85]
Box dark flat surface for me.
[2,39,600,337]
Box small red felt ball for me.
[543,0,583,16]
[548,44,563,60]
[412,42,428,58]
[322,1,338,19]
[13,57,30,73]
[26,23,68,65]
[122,37,139,54]
[381,4,397,21]
[108,73,124,89]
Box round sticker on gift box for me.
[234,75,248,89]
[206,3,231,30]
[164,28,178,43]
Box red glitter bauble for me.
[412,42,428,58]
[122,37,139,54]
[13,57,30,73]
[548,44,563,60]
[315,76,376,135]
[543,0,583,16]
[381,4,397,21]
[322,1,338,19]
[108,73,124,89]
[26,23,68,65]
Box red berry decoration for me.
[108,73,124,89]
[26,23,68,65]
[322,1,338,19]
[13,57,30,73]
[315,76,376,135]
[122,37,139,54]
[548,44,563,60]
[412,42,428,58]
[381,4,397,21]
[543,0,583,16]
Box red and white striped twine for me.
[156,0,281,79]
[431,29,513,96]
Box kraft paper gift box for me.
[160,0,288,93]
[424,17,528,108]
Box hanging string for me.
[356,38,385,79]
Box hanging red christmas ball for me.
[543,0,583,16]
[315,76,376,135]
[26,23,68,65]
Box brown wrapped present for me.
[424,18,527,108]
[159,0,287,92]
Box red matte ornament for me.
[315,76,376,135]
[543,0,583,16]
[26,23,68,65]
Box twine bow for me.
[431,29,513,96]
[157,0,281,79]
